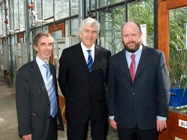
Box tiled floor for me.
[0,80,118,140]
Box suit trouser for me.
[117,125,158,140]
[46,116,57,140]
[67,119,109,140]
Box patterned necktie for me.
[87,50,93,72]
[130,54,136,83]
[43,63,58,118]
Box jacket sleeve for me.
[16,68,31,136]
[156,52,170,117]
[58,50,69,97]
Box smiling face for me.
[79,25,98,49]
[34,35,54,62]
[122,22,142,53]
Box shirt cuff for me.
[157,116,167,121]
[109,116,114,120]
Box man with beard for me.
[107,21,170,140]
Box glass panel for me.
[169,7,187,88]
[108,0,126,5]
[65,20,70,37]
[14,0,19,30]
[35,0,42,26]
[55,0,69,19]
[71,18,79,36]
[0,5,3,35]
[43,0,53,19]
[9,0,14,31]
[98,0,107,7]
[53,30,62,39]
[35,28,42,35]
[71,0,78,16]
[19,0,25,31]
[128,0,154,48]
[91,0,96,10]
[99,6,126,54]
[169,7,187,112]
[2,4,5,36]
[54,0,63,20]
[52,30,63,72]
[42,25,49,32]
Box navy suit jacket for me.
[107,45,170,130]
[58,42,111,124]
[16,59,63,140]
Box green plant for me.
[169,8,187,88]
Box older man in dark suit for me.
[16,32,64,140]
[58,17,111,140]
[107,21,170,140]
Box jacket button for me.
[133,93,135,95]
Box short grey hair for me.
[79,17,100,33]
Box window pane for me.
[2,4,5,36]
[108,0,126,5]
[14,0,19,30]
[0,5,3,35]
[10,0,14,31]
[128,0,154,47]
[71,0,78,16]
[99,6,126,54]
[71,18,79,36]
[169,7,187,88]
[19,0,25,31]
[55,0,69,20]
[43,0,53,19]
[35,0,42,20]
[98,0,107,8]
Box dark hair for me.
[33,32,54,46]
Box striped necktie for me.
[43,63,58,118]
[87,50,93,72]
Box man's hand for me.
[157,119,167,132]
[110,119,117,129]
[23,134,32,140]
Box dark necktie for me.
[43,63,58,118]
[130,54,136,83]
[87,50,93,72]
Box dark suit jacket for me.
[107,45,170,130]
[16,59,63,140]
[58,42,111,124]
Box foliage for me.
[169,8,187,88]
[99,0,155,54]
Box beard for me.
[123,41,141,53]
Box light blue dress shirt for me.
[109,45,166,121]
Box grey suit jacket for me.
[16,59,63,140]
[107,45,170,130]
[58,42,111,124]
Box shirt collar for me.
[36,56,49,67]
[81,42,95,52]
[126,44,143,57]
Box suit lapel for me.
[75,43,90,73]
[135,46,151,80]
[118,50,132,82]
[31,60,48,97]
[92,45,101,72]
